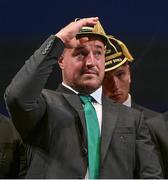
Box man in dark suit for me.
[0,113,26,178]
[103,35,160,119]
[146,112,168,178]
[103,35,168,178]
[4,17,162,178]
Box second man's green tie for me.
[80,95,100,179]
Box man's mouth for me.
[84,71,96,74]
[111,93,122,99]
[83,69,98,75]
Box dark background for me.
[1,0,168,116]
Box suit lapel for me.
[57,84,120,163]
[63,93,87,132]
[57,84,86,135]
[101,96,119,164]
[56,84,87,138]
[63,92,88,154]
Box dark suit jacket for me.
[0,113,26,178]
[132,101,161,120]
[146,112,168,178]
[4,35,163,178]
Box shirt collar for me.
[62,82,102,104]
[122,94,131,107]
[90,86,102,105]
[62,82,78,94]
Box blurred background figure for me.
[103,35,160,119]
[0,113,26,178]
[146,111,168,178]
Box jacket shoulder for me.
[132,102,160,119]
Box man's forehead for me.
[76,39,105,49]
[106,65,129,76]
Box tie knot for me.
[80,95,92,104]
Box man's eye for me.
[117,72,125,77]
[76,52,85,58]
[94,51,103,57]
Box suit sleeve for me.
[135,112,163,178]
[4,35,65,140]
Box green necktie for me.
[80,95,100,179]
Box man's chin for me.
[82,73,97,79]
[79,81,101,93]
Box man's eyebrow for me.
[74,46,86,51]
[95,44,104,50]
[72,46,86,56]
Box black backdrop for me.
[1,0,168,115]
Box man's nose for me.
[86,52,95,66]
[111,77,119,89]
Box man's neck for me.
[62,82,102,104]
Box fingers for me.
[77,17,99,28]
[55,17,99,48]
[79,37,89,44]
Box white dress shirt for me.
[123,93,131,107]
[62,82,103,133]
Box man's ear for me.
[127,64,131,83]
[58,55,64,70]
[129,74,131,83]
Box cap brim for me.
[105,57,129,72]
[76,32,108,45]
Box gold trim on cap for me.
[107,37,118,52]
[81,26,94,31]
[108,36,134,61]
[105,57,128,72]
[105,52,122,61]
